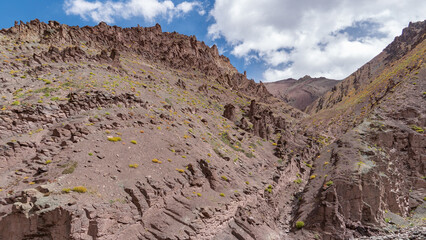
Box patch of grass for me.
[107,136,122,142]
[245,152,255,158]
[385,218,390,223]
[295,221,305,229]
[62,162,77,174]
[220,132,244,152]
[72,186,87,193]
[410,125,424,133]
[294,178,302,184]
[11,100,20,106]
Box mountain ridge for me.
[265,75,339,110]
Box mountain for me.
[0,20,312,240]
[264,76,339,111]
[294,20,426,239]
[0,19,425,240]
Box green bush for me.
[295,221,305,229]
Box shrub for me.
[221,176,228,181]
[219,193,225,197]
[45,160,52,164]
[196,193,202,197]
[107,136,122,142]
[295,221,305,229]
[129,164,139,168]
[62,188,71,193]
[152,158,162,164]
[325,180,334,186]
[11,100,20,105]
[176,168,185,173]
[72,186,87,193]
[310,175,316,180]
[130,140,137,144]
[294,178,302,184]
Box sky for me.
[0,1,425,82]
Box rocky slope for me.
[293,21,426,239]
[0,19,424,240]
[0,20,315,240]
[265,76,339,111]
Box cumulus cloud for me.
[208,0,426,81]
[64,0,203,23]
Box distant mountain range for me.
[265,76,340,111]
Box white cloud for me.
[208,0,426,81]
[64,0,203,23]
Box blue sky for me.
[1,0,425,82]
